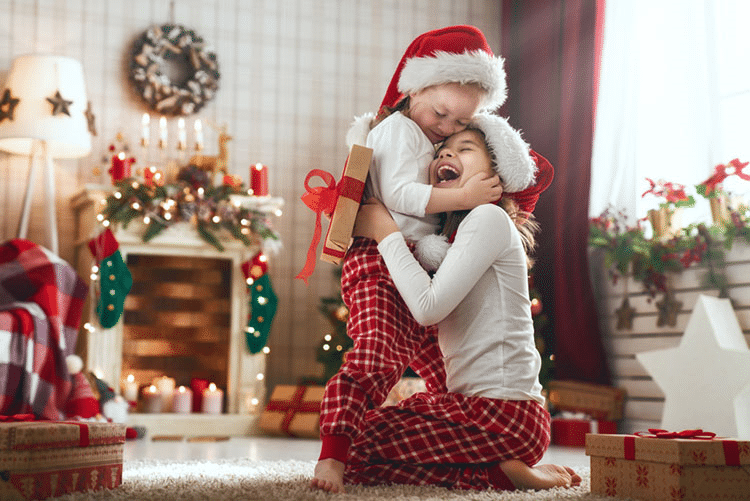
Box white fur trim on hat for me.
[471,113,536,192]
[398,50,507,111]
[346,112,375,149]
[414,233,450,272]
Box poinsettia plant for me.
[695,158,750,199]
[642,178,695,210]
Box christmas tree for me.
[315,268,352,381]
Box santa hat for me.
[469,112,536,193]
[379,25,506,115]
[64,355,100,419]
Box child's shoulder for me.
[369,111,423,143]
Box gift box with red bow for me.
[551,412,617,447]
[0,418,126,500]
[258,385,324,439]
[586,430,750,500]
[548,380,625,421]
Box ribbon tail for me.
[295,211,324,285]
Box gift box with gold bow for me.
[586,430,750,500]
[0,417,126,500]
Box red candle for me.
[109,152,133,183]
[190,378,209,413]
[250,163,268,196]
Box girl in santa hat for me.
[313,26,554,492]
[337,113,578,492]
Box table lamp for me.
[0,54,92,255]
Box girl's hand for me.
[461,172,503,209]
[353,198,399,243]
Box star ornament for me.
[0,88,20,122]
[46,89,73,116]
[636,294,750,439]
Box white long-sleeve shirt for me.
[378,203,544,404]
[364,112,440,241]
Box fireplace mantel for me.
[70,185,283,436]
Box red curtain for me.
[500,0,610,384]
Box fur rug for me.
[46,458,618,500]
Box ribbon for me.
[265,386,320,435]
[634,428,716,440]
[625,429,741,466]
[295,166,351,284]
[0,414,38,422]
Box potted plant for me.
[695,158,749,225]
[641,178,695,239]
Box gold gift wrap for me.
[548,380,625,421]
[259,385,325,439]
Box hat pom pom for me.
[415,234,450,272]
[66,354,84,375]
[346,112,375,149]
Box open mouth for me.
[436,164,460,183]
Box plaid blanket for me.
[0,239,88,419]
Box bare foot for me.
[499,460,582,490]
[310,458,346,493]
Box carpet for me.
[49,459,617,500]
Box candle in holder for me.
[159,116,168,149]
[172,386,193,414]
[141,385,162,413]
[122,374,139,402]
[250,163,268,196]
[194,119,203,151]
[177,117,186,151]
[141,113,150,147]
[109,152,134,184]
[153,376,175,411]
[201,383,223,414]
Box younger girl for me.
[344,113,581,491]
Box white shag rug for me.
[48,459,618,501]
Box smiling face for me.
[429,128,495,190]
[407,82,483,144]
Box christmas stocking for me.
[88,228,132,328]
[242,253,278,354]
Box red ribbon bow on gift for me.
[634,428,717,439]
[295,169,343,284]
[700,158,750,196]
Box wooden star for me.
[636,295,750,439]
[0,88,20,122]
[46,89,73,116]
[615,297,636,330]
[85,101,97,136]
[656,290,682,327]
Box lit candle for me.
[141,113,150,147]
[159,116,167,149]
[201,383,224,414]
[194,119,203,151]
[141,385,163,413]
[153,376,175,411]
[250,163,269,196]
[172,386,193,414]
[190,378,209,413]
[122,374,139,402]
[177,117,186,150]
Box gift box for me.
[548,380,625,421]
[258,385,324,438]
[0,420,126,500]
[586,432,750,500]
[320,144,373,264]
[551,414,617,447]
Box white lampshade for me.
[0,54,91,158]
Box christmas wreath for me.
[130,24,220,116]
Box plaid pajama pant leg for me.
[345,393,551,490]
[320,238,445,442]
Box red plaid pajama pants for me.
[319,238,447,447]
[345,392,551,490]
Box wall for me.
[0,0,501,390]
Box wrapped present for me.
[586,430,750,500]
[0,418,126,500]
[548,380,625,421]
[382,377,427,407]
[259,385,324,438]
[297,144,373,282]
[551,412,617,447]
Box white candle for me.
[122,374,138,402]
[194,119,203,151]
[141,385,163,413]
[153,376,175,411]
[141,113,150,147]
[201,382,223,414]
[177,117,186,150]
[159,116,167,149]
[172,386,193,414]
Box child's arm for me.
[424,171,503,214]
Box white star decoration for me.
[636,294,750,439]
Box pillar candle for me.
[109,152,133,184]
[141,385,163,413]
[250,163,268,196]
[159,116,167,149]
[153,376,175,411]
[201,383,224,414]
[172,386,193,414]
[141,113,150,147]
[194,119,203,151]
[177,117,186,150]
[191,378,209,413]
[121,374,138,402]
